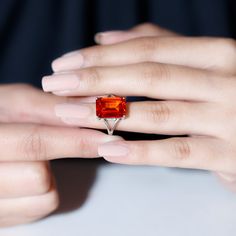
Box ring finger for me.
[54,100,221,136]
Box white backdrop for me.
[0,159,235,236]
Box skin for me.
[2,23,235,227]
[0,84,120,227]
[42,23,236,191]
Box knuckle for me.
[137,63,157,88]
[147,102,171,124]
[137,22,157,32]
[76,137,94,157]
[139,63,171,94]
[142,63,171,82]
[136,37,157,59]
[80,67,101,89]
[21,125,46,161]
[170,138,192,161]
[156,64,172,81]
[83,46,106,66]
[29,163,51,194]
[139,63,157,80]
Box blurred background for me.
[0,0,235,87]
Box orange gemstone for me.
[96,96,126,118]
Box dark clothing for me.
[0,0,235,88]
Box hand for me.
[0,84,118,227]
[42,23,236,190]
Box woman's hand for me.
[42,23,236,190]
[0,84,118,227]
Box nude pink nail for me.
[62,50,80,57]
[52,53,84,72]
[42,74,79,92]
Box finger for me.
[0,124,121,161]
[43,63,226,101]
[0,161,52,198]
[97,138,234,173]
[216,172,236,182]
[0,185,59,227]
[51,37,236,74]
[54,101,221,137]
[95,23,177,45]
[0,84,94,125]
[215,172,236,192]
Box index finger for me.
[0,124,121,161]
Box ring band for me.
[96,95,126,135]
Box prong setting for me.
[96,95,126,135]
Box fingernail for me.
[52,52,84,72]
[42,74,79,92]
[95,31,124,43]
[103,135,124,142]
[98,141,130,157]
[216,172,236,182]
[52,90,72,96]
[55,103,91,119]
[96,31,124,37]
[62,50,80,57]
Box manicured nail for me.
[96,31,124,37]
[52,52,84,72]
[42,74,79,92]
[62,50,80,57]
[52,90,72,96]
[98,141,130,157]
[217,172,236,182]
[95,31,124,43]
[55,103,91,119]
[103,135,124,142]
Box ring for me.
[96,95,127,135]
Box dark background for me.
[0,0,235,87]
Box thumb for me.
[95,23,178,45]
